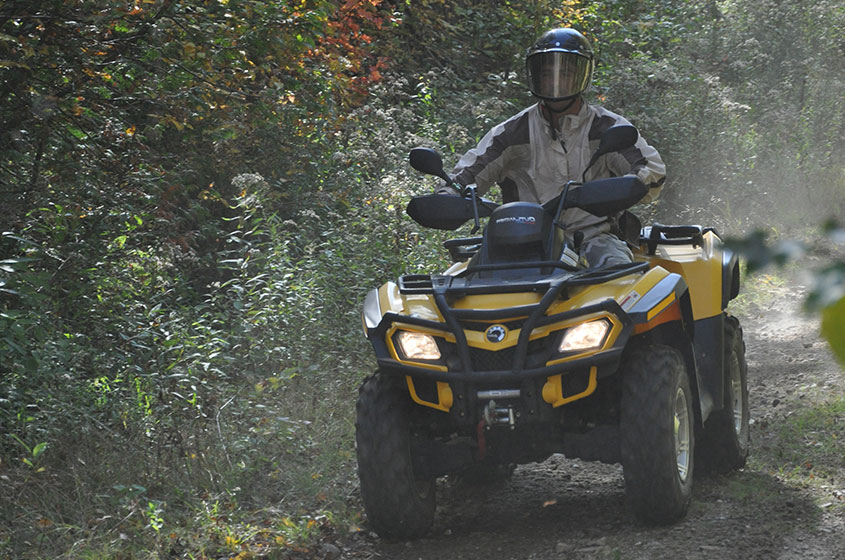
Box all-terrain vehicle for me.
[356,125,750,539]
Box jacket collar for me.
[538,99,591,136]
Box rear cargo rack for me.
[642,224,718,255]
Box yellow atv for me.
[356,126,749,539]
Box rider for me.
[437,28,666,267]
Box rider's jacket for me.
[443,101,666,236]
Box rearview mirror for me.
[595,125,638,158]
[409,147,452,184]
[582,125,639,181]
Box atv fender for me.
[625,273,718,426]
[689,313,724,423]
[362,287,382,332]
[722,247,741,309]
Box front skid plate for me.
[410,423,622,479]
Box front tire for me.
[698,315,750,473]
[355,372,435,539]
[620,344,694,524]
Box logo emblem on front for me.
[486,325,507,343]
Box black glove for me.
[435,182,461,196]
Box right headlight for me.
[396,331,442,361]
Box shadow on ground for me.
[368,454,831,560]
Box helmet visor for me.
[527,52,592,100]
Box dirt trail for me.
[340,272,844,560]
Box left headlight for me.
[558,319,610,353]
[396,331,442,361]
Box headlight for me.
[396,331,441,360]
[559,320,610,353]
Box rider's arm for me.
[607,132,666,204]
[626,138,665,204]
[446,108,532,197]
[587,105,666,205]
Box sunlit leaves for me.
[0,0,393,219]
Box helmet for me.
[526,28,595,102]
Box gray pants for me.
[580,232,633,268]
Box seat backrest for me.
[471,202,554,279]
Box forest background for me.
[0,0,843,558]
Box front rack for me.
[398,261,649,297]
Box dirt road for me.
[339,273,844,560]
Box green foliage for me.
[0,0,843,557]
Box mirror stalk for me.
[548,180,578,250]
[469,186,481,233]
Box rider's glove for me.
[434,181,462,196]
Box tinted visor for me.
[526,52,592,100]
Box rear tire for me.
[698,315,750,473]
[355,372,435,539]
[620,344,694,524]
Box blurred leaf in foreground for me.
[727,224,845,365]
[821,297,845,366]
[725,230,805,274]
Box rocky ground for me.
[330,267,844,560]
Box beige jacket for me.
[446,101,665,235]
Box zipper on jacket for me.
[549,122,567,153]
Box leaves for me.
[0,1,842,557]
[8,435,47,470]
[726,223,845,364]
[821,297,845,366]
[725,231,806,274]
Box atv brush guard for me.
[366,263,650,383]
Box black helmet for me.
[526,28,595,102]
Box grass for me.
[726,263,844,513]
[708,400,843,541]
[729,266,791,316]
[746,397,845,511]
[770,399,844,482]
[3,228,839,559]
